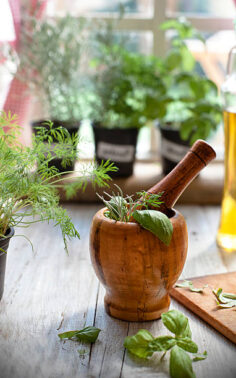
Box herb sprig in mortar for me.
[98,185,173,246]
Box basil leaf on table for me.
[133,210,173,246]
[161,310,191,338]
[170,345,196,378]
[123,309,207,377]
[176,338,198,353]
[58,326,101,343]
[124,329,155,359]
[149,336,176,351]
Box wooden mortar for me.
[90,140,216,321]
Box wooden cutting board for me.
[171,272,236,344]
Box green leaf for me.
[213,288,236,308]
[176,338,198,353]
[133,210,173,246]
[161,310,191,338]
[192,351,207,362]
[181,321,192,339]
[58,326,101,343]
[149,336,176,351]
[165,50,182,71]
[180,119,195,140]
[180,45,195,71]
[124,329,154,359]
[170,346,196,378]
[175,280,208,293]
[58,330,79,340]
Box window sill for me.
[59,160,224,205]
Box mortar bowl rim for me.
[94,207,184,230]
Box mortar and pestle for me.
[90,140,216,321]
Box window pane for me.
[167,0,235,17]
[0,0,15,41]
[48,0,153,16]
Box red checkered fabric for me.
[3,1,48,135]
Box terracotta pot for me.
[90,208,188,321]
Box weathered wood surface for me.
[0,204,235,378]
[171,272,236,344]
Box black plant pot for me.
[159,124,191,175]
[0,227,15,301]
[31,120,80,173]
[92,124,139,178]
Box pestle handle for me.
[148,139,216,212]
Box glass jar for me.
[217,46,236,252]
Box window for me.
[46,0,235,160]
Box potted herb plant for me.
[0,111,116,300]
[157,19,222,174]
[89,35,167,177]
[2,15,90,172]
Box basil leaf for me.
[133,210,173,246]
[58,330,79,340]
[58,326,101,343]
[75,326,101,343]
[181,321,192,339]
[161,310,191,338]
[124,329,154,359]
[170,345,196,378]
[175,280,207,293]
[176,338,198,353]
[192,351,207,362]
[149,336,176,351]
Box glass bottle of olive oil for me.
[217,47,236,252]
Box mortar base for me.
[104,294,170,322]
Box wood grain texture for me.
[171,272,236,344]
[90,208,188,321]
[0,204,235,378]
[148,140,216,212]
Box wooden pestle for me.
[146,139,216,214]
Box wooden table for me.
[0,204,235,378]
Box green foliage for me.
[58,326,101,343]
[123,329,155,358]
[170,345,196,378]
[175,280,208,293]
[0,112,116,252]
[90,17,222,139]
[98,185,163,222]
[124,309,207,378]
[158,18,222,144]
[2,15,90,123]
[90,37,167,128]
[161,309,192,338]
[132,210,173,246]
[98,186,172,245]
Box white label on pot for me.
[97,142,135,162]
[161,138,189,163]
